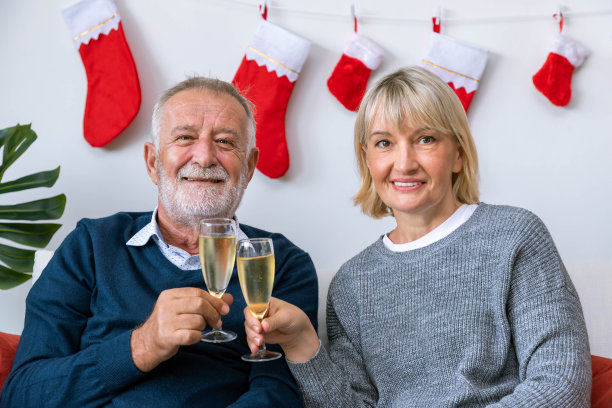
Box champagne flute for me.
[237,238,282,362]
[199,218,237,343]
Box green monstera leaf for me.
[0,124,65,289]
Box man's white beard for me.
[157,161,248,227]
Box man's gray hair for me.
[151,76,256,151]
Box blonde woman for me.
[244,67,591,407]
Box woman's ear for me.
[453,144,464,174]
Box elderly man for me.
[1,77,318,407]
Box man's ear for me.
[144,142,160,185]
[246,147,259,183]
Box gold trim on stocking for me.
[421,59,480,82]
[247,46,300,75]
[72,12,119,41]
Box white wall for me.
[1,0,611,345]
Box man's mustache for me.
[176,164,229,181]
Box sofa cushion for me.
[0,332,20,393]
[592,355,612,408]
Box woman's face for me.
[364,114,463,219]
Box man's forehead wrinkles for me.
[170,124,198,133]
[158,90,249,146]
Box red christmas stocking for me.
[327,34,383,111]
[532,34,589,107]
[62,0,141,147]
[232,20,310,179]
[420,33,488,112]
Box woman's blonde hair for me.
[353,66,479,218]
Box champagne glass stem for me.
[256,319,267,354]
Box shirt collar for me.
[126,209,164,247]
[126,208,248,247]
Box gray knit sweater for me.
[288,203,591,407]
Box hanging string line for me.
[210,0,612,26]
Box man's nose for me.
[191,136,218,167]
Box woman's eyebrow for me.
[413,126,436,133]
[369,126,436,138]
[369,130,391,137]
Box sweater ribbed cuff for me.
[95,330,147,393]
[287,340,337,392]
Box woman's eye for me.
[375,140,390,148]
[418,136,435,144]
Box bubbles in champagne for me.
[237,253,275,320]
[199,235,237,297]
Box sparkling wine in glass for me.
[199,218,237,343]
[237,238,282,362]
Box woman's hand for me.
[244,297,320,363]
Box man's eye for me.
[216,137,237,147]
[177,135,194,141]
[375,140,390,148]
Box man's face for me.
[145,88,258,225]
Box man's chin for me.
[161,182,245,226]
[173,201,236,224]
[168,210,223,228]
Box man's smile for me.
[183,177,224,183]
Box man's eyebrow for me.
[215,127,239,135]
[170,125,198,135]
[212,127,243,139]
[169,125,242,139]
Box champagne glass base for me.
[241,350,282,362]
[201,329,237,343]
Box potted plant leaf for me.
[0,124,66,289]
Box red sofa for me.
[1,331,611,405]
[592,355,612,407]
[0,332,20,394]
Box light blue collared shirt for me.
[126,209,248,271]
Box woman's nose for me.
[395,144,418,172]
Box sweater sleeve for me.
[0,222,146,407]
[288,270,378,407]
[229,236,319,408]
[488,215,592,407]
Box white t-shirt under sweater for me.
[383,204,478,252]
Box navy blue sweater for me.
[1,212,318,407]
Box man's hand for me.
[131,287,233,372]
[244,297,319,363]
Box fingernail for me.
[221,305,229,314]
